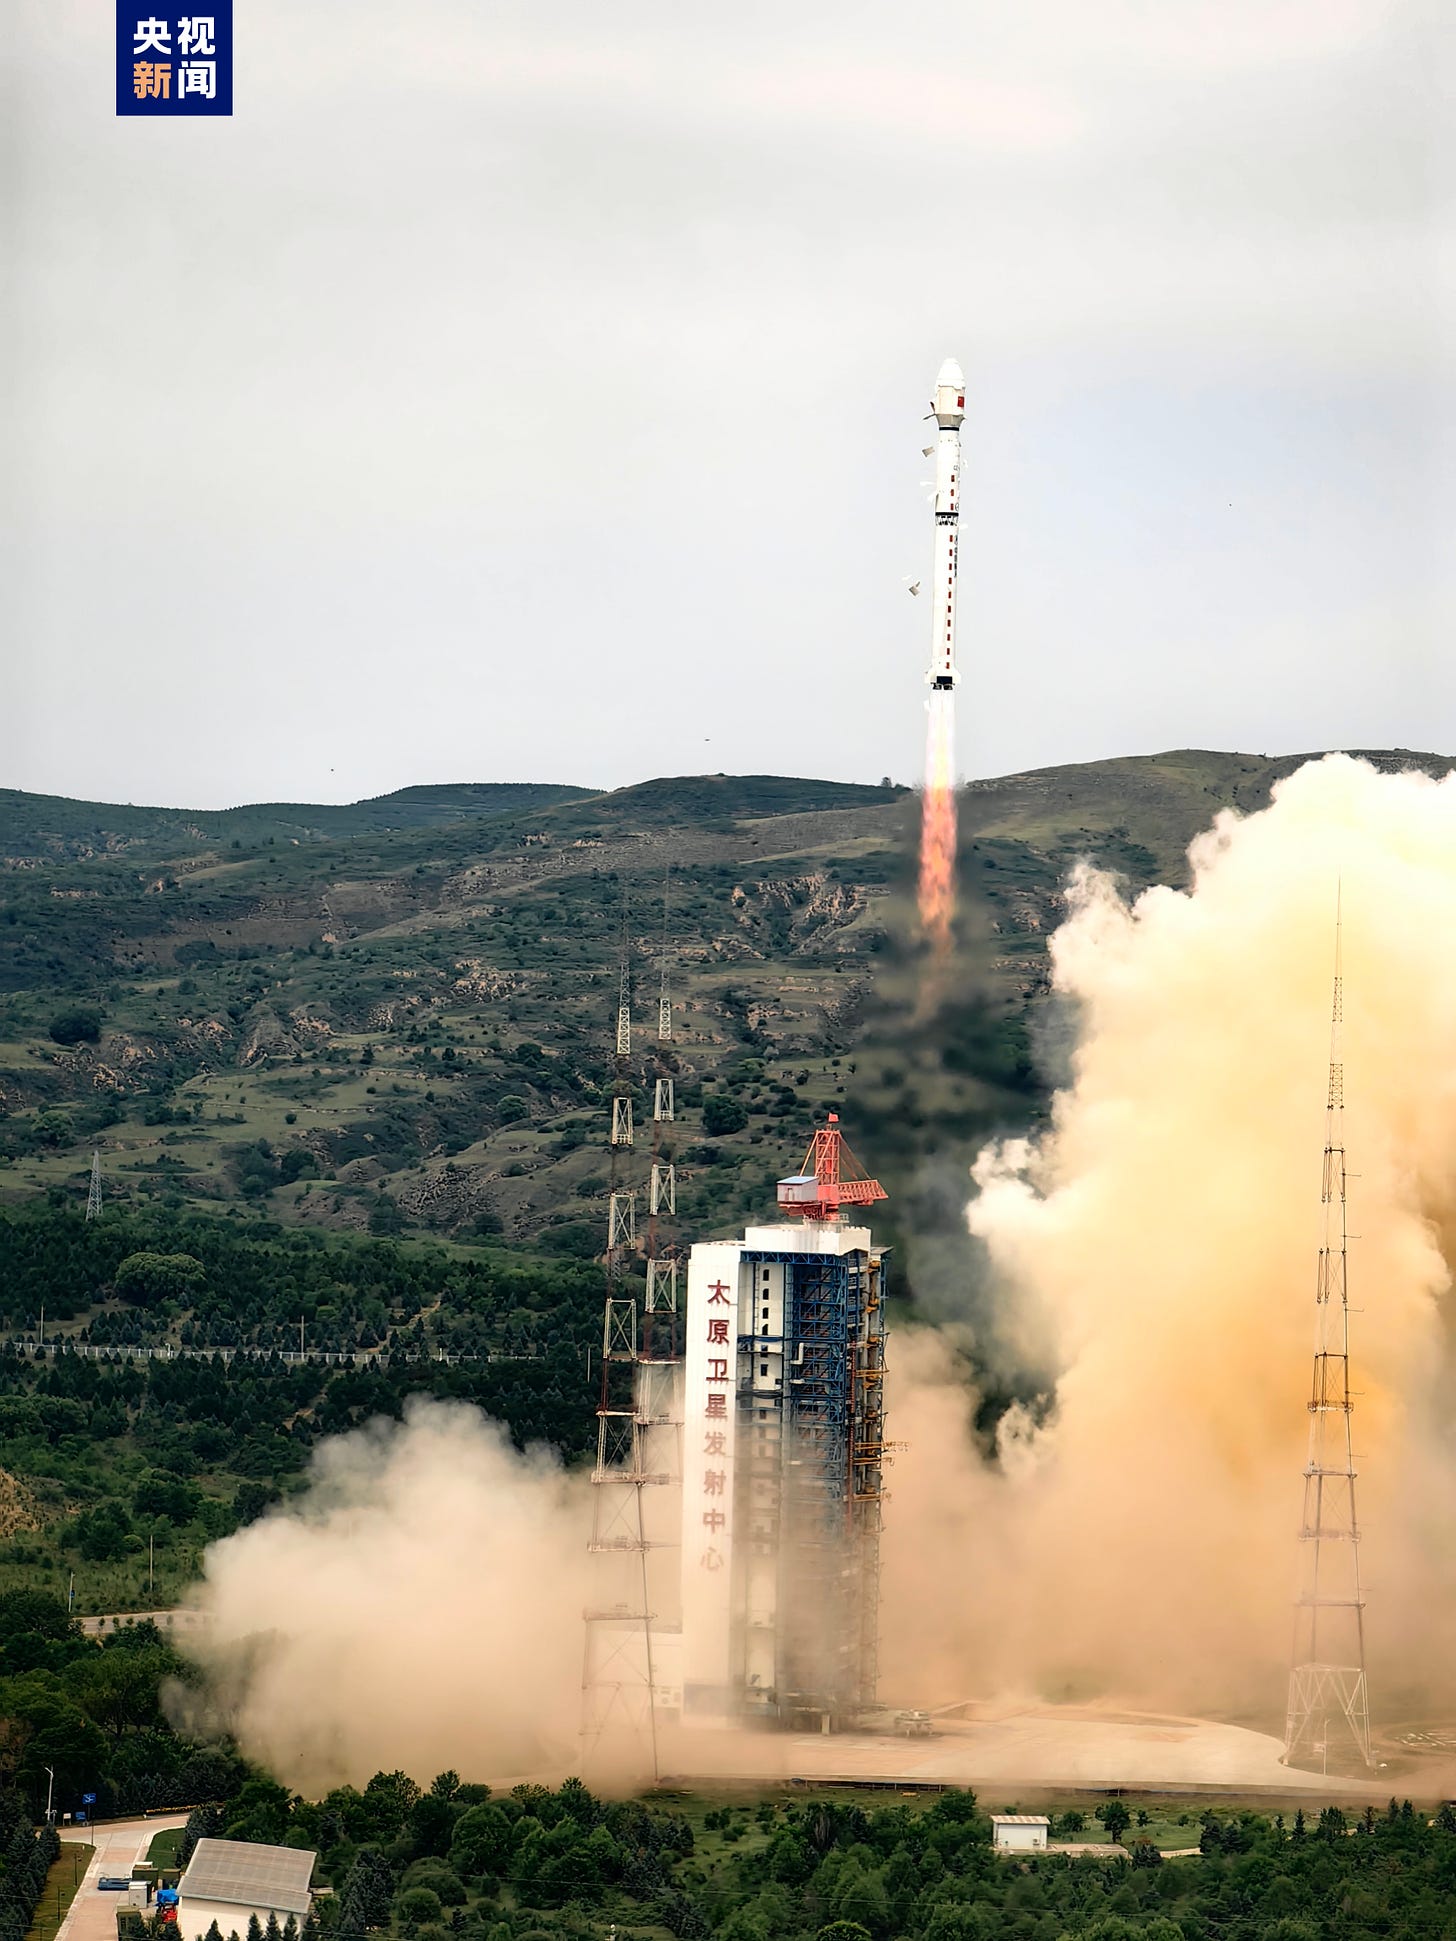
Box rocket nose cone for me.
[936,358,964,389]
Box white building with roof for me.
[176,1839,315,1941]
[991,1815,1050,1852]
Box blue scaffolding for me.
[738,1245,882,1723]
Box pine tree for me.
[338,1850,393,1933]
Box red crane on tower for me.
[776,1113,888,1223]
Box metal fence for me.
[0,1341,521,1366]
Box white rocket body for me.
[927,358,964,693]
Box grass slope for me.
[0,748,1450,1278]
[0,745,1451,1612]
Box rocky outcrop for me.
[395,1164,495,1228]
[451,960,525,1003]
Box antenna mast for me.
[581,895,679,1776]
[1284,900,1374,1771]
[657,867,673,1045]
[647,870,677,1303]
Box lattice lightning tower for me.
[85,1151,103,1223]
[657,867,673,1044]
[581,904,672,1773]
[647,870,677,1321]
[1284,905,1373,1771]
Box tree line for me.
[4,1600,1455,1940]
[137,1766,1456,1941]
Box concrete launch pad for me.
[660,1699,1374,1798]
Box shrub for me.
[114,1251,206,1305]
[369,1196,406,1236]
[74,1500,132,1562]
[398,1864,466,1907]
[48,1009,102,1046]
[448,1804,512,1880]
[703,1094,748,1136]
[392,1887,442,1926]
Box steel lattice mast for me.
[1284,905,1373,1771]
[645,871,678,1346]
[85,1151,102,1223]
[581,900,681,1773]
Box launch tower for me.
[679,1116,887,1729]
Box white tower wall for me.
[678,1221,878,1726]
[680,1240,743,1720]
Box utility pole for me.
[1284,899,1374,1771]
[149,1533,154,1594]
[44,1767,54,1825]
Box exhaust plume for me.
[883,754,1456,1725]
[179,754,1456,1786]
[918,691,957,960]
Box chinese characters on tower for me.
[116,5,233,115]
[699,1279,733,1571]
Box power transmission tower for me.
[85,1152,102,1223]
[1284,904,1374,1771]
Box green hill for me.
[0,780,596,859]
[2,746,1452,1609]
[1,748,1451,1271]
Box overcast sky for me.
[5,0,1452,808]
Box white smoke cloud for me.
[176,1401,591,1790]
[186,756,1456,1780]
[883,755,1456,1724]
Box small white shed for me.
[176,1839,315,1941]
[992,1814,1050,1853]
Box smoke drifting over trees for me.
[185,756,1456,1779]
[175,1404,591,1788]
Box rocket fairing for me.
[927,358,965,693]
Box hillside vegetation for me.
[0,1590,1449,1941]
[4,749,1453,1267]
[1,748,1452,1605]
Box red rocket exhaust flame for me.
[918,693,957,958]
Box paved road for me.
[55,1815,188,1941]
[79,1611,210,1639]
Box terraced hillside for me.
[1,750,1450,1294]
[2,747,1452,1607]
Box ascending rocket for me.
[926,358,964,692]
